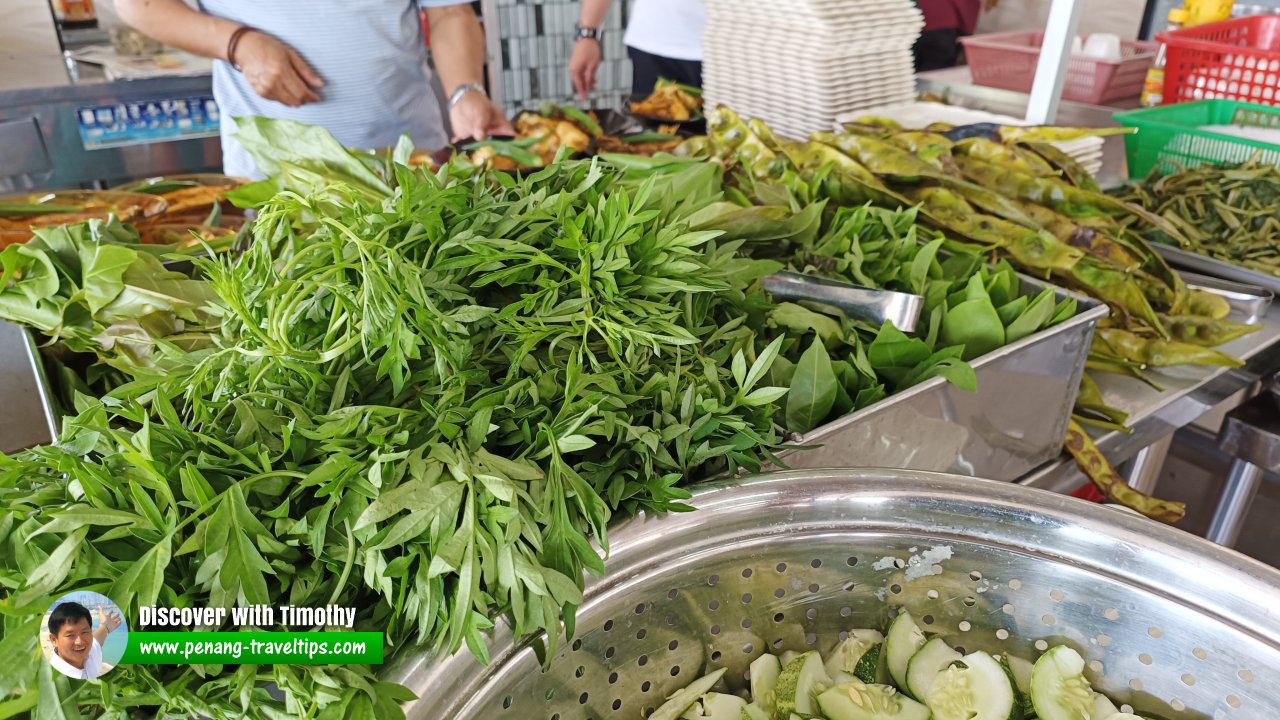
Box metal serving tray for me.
[773,275,1108,482]
[1152,242,1280,296]
[0,320,59,454]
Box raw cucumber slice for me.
[926,651,1018,720]
[886,610,928,690]
[774,651,831,720]
[1031,646,1096,720]
[741,704,770,720]
[998,655,1031,720]
[1101,715,1145,720]
[780,650,802,667]
[652,667,728,720]
[833,671,859,685]
[906,637,962,700]
[698,692,747,719]
[817,681,932,720]
[1092,692,1121,718]
[751,654,783,711]
[825,630,887,684]
[1005,655,1034,694]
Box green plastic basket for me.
[1113,99,1280,178]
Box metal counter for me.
[0,0,220,191]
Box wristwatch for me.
[448,82,487,110]
[574,23,602,41]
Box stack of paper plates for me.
[703,0,924,139]
[835,102,1107,176]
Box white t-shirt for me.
[49,637,103,680]
[623,0,707,61]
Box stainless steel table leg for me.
[1122,434,1174,495]
[1205,459,1265,547]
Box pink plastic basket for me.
[959,31,1158,104]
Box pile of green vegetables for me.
[691,107,1266,520]
[0,137,800,718]
[712,201,1075,434]
[1116,155,1280,279]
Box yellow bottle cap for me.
[1169,8,1189,22]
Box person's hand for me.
[449,91,514,142]
[98,606,122,633]
[569,39,602,101]
[236,30,324,107]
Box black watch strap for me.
[574,24,602,41]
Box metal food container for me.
[1152,243,1280,297]
[0,320,58,453]
[393,469,1280,720]
[776,276,1108,482]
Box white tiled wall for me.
[489,0,634,115]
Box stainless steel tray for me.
[1152,242,1280,296]
[774,275,1108,482]
[0,321,59,454]
[396,469,1280,720]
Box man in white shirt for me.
[569,0,706,100]
[47,602,122,680]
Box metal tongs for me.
[762,271,924,333]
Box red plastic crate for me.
[1160,15,1280,106]
[959,31,1158,104]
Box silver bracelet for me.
[448,82,487,109]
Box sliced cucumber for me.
[652,667,728,720]
[833,671,859,685]
[825,630,887,685]
[780,650,802,667]
[774,651,831,720]
[1092,692,1121,718]
[699,692,747,719]
[1005,655,1034,694]
[906,637,962,700]
[741,705,770,720]
[885,611,928,690]
[817,681,932,720]
[926,650,1017,720]
[998,655,1031,720]
[1101,714,1145,720]
[1030,646,1096,720]
[751,654,783,712]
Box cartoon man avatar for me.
[47,602,122,679]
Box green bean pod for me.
[1158,314,1262,346]
[1095,328,1243,367]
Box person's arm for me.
[426,4,513,141]
[569,0,611,100]
[115,0,323,107]
[92,606,122,646]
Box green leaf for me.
[556,435,596,453]
[909,238,943,294]
[786,336,838,434]
[28,506,143,539]
[770,302,843,344]
[15,528,87,607]
[940,297,1007,361]
[1005,287,1058,343]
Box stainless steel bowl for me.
[391,469,1280,720]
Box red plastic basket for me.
[959,31,1158,104]
[1160,15,1280,106]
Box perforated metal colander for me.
[390,469,1280,720]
